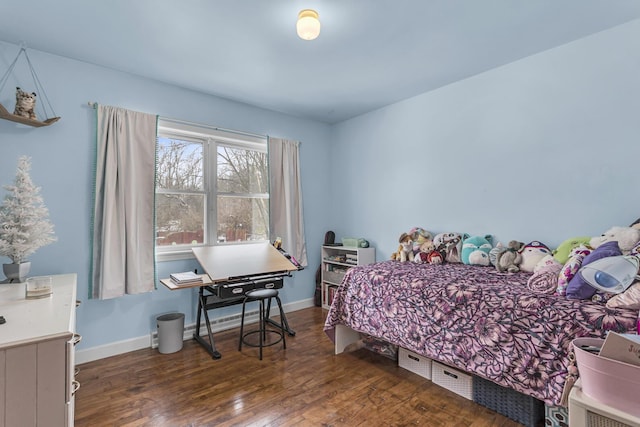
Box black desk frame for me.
[193,271,295,359]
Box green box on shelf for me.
[341,237,370,248]
[342,237,359,247]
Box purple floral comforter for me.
[323,261,638,405]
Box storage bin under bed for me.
[398,347,432,380]
[473,376,545,427]
[432,361,473,400]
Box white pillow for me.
[606,282,640,309]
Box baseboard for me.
[75,297,315,364]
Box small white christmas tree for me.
[0,156,56,264]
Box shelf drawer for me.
[324,270,346,284]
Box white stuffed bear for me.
[519,241,552,273]
[590,226,640,254]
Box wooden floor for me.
[75,307,522,427]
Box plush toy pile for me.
[389,221,640,309]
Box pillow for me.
[534,254,558,273]
[552,236,591,264]
[433,232,463,263]
[556,244,592,296]
[566,241,622,300]
[527,259,562,294]
[606,282,640,309]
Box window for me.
[155,119,269,257]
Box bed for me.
[323,260,638,406]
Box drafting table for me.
[161,243,300,359]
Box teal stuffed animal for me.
[461,234,493,266]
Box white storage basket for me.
[398,348,432,380]
[432,361,473,400]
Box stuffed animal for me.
[14,87,37,119]
[566,241,622,300]
[590,226,640,254]
[390,232,414,262]
[409,227,433,255]
[533,254,559,273]
[556,244,592,296]
[413,240,432,263]
[519,241,552,273]
[489,242,505,266]
[426,250,444,264]
[413,240,443,264]
[552,237,591,264]
[461,234,492,266]
[433,232,463,263]
[496,240,525,273]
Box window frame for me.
[155,119,269,262]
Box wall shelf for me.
[0,103,60,127]
[0,47,61,127]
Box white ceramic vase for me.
[2,261,31,283]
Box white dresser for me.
[0,273,78,427]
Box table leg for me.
[193,287,222,359]
[265,297,296,336]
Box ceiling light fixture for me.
[297,9,321,41]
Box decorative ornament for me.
[0,47,60,127]
[0,156,57,283]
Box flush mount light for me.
[297,9,321,40]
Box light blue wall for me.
[3,18,640,355]
[0,41,332,351]
[331,19,640,259]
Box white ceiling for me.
[1,1,640,124]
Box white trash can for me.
[156,312,185,354]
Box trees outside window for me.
[155,121,269,253]
[217,145,269,243]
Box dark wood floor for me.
[75,307,521,426]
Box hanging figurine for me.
[0,48,59,126]
[14,87,37,120]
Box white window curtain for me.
[268,137,307,267]
[90,105,158,299]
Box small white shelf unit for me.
[321,245,375,310]
[569,379,640,427]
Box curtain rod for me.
[87,101,268,140]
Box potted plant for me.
[0,156,56,282]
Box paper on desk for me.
[599,332,640,367]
